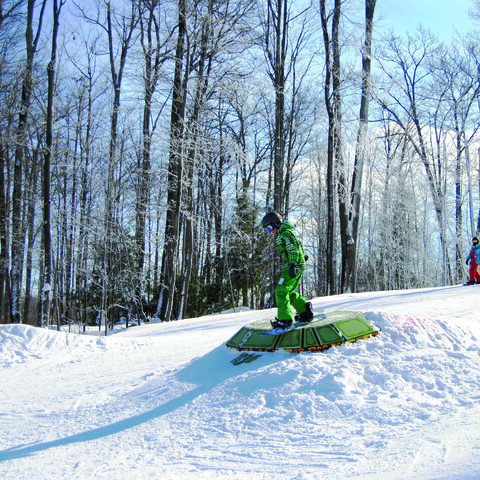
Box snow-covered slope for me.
[1,285,480,480]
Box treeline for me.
[0,0,479,330]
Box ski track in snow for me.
[1,285,480,479]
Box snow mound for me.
[143,311,480,479]
[0,324,153,366]
[0,324,103,365]
[171,311,480,428]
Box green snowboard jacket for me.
[275,220,306,277]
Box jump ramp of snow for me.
[226,310,380,353]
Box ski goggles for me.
[264,224,275,232]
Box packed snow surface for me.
[1,285,480,479]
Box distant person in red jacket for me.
[465,236,480,285]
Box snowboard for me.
[260,313,327,335]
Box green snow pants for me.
[275,272,307,321]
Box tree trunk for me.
[103,2,137,333]
[178,0,216,319]
[10,0,46,323]
[266,0,288,213]
[320,0,341,295]
[454,133,463,282]
[340,0,376,293]
[76,62,94,328]
[41,0,63,328]
[136,0,168,312]
[477,147,480,233]
[24,146,39,325]
[157,0,187,322]
[0,143,7,322]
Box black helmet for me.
[473,236,479,244]
[261,211,282,229]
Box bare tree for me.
[0,0,25,322]
[10,0,47,323]
[135,0,171,320]
[157,0,187,322]
[264,0,288,213]
[339,0,376,293]
[431,38,480,281]
[377,30,453,283]
[76,0,139,332]
[41,0,65,328]
[158,0,256,320]
[263,0,312,215]
[0,143,6,321]
[66,31,103,328]
[320,0,341,295]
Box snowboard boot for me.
[271,318,293,330]
[296,302,314,323]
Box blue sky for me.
[375,0,477,41]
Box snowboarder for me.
[465,236,480,285]
[261,211,313,329]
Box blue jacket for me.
[466,244,480,264]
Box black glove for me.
[288,264,296,278]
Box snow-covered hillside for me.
[1,285,480,480]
